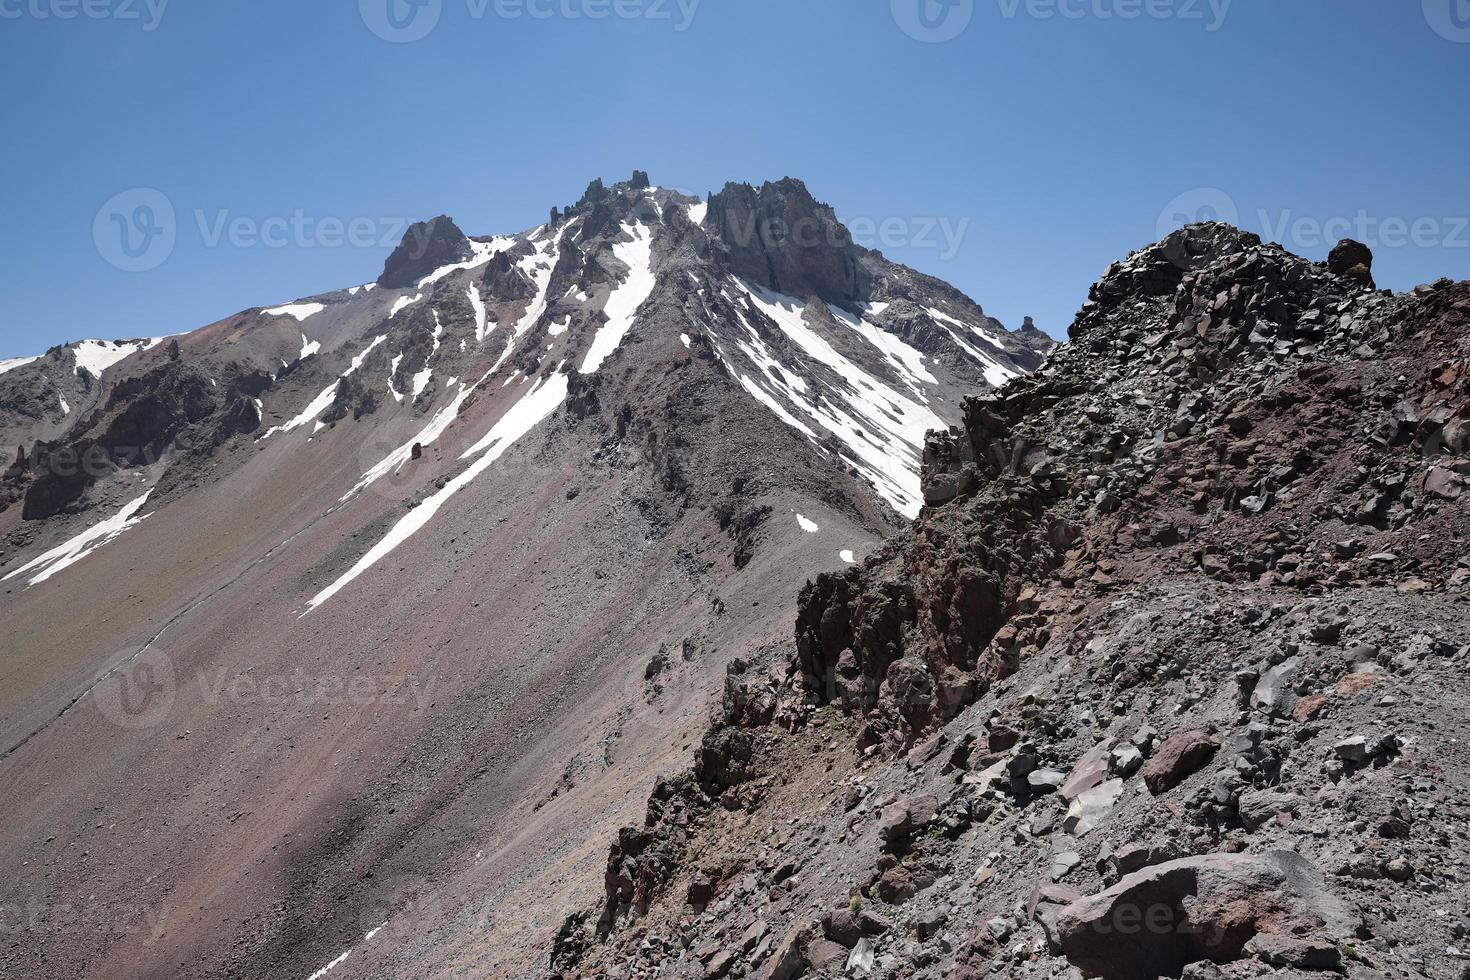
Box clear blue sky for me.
[1,0,1466,357]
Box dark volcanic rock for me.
[705,178,869,304]
[1327,238,1375,289]
[377,215,473,290]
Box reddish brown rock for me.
[1142,730,1220,795]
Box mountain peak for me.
[376,214,472,290]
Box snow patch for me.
[303,949,350,980]
[264,303,326,322]
[467,285,489,342]
[680,333,691,348]
[2,493,153,587]
[72,338,164,379]
[840,549,857,564]
[0,355,40,375]
[580,222,656,374]
[299,333,321,360]
[390,293,423,319]
[796,514,819,533]
[687,200,708,225]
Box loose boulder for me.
[1055,851,1357,980]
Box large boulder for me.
[1327,238,1375,289]
[1142,730,1220,795]
[1055,851,1357,980]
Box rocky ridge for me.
[556,225,1470,980]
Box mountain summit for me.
[0,174,1048,979]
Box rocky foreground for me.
[556,226,1470,980]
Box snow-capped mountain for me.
[0,174,1049,980]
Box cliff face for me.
[562,225,1470,980]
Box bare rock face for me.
[377,215,473,290]
[1327,238,1375,289]
[705,178,869,304]
[1055,851,1357,979]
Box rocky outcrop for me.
[562,227,1470,980]
[377,215,473,290]
[705,178,869,304]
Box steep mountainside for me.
[0,175,1048,980]
[559,227,1470,980]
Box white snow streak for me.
[390,294,423,319]
[2,492,153,587]
[299,333,321,360]
[467,285,489,342]
[305,372,571,614]
[687,200,708,225]
[796,514,819,533]
[303,949,350,980]
[580,223,656,374]
[264,303,326,322]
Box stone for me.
[1113,840,1189,877]
[985,916,1012,941]
[1142,730,1221,795]
[806,938,847,971]
[823,908,861,947]
[1334,736,1371,765]
[1109,744,1144,777]
[846,938,876,973]
[1060,741,1114,800]
[1051,851,1083,881]
[759,926,804,980]
[1029,768,1066,794]
[1328,238,1375,289]
[1055,851,1357,979]
[1237,790,1304,832]
[1250,658,1300,717]
[1063,779,1124,837]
